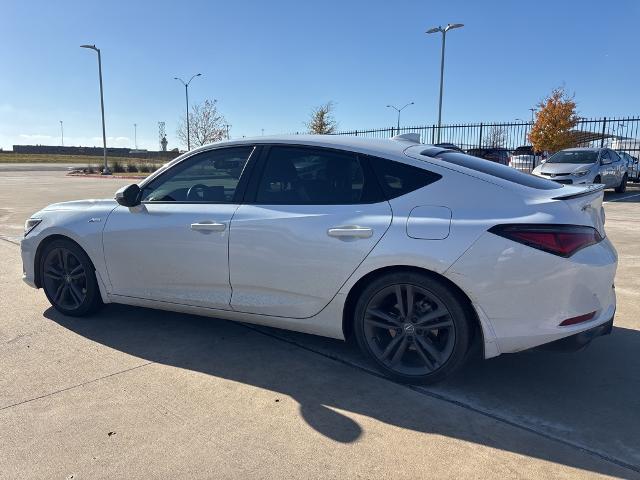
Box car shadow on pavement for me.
[46,305,640,477]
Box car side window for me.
[140,147,253,203]
[600,150,611,164]
[609,150,621,162]
[254,146,382,204]
[367,155,442,199]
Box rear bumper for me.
[536,314,614,351]
[446,233,618,356]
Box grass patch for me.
[0,153,166,164]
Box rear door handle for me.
[327,225,373,239]
[191,221,226,233]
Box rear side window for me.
[368,155,442,199]
[254,146,383,204]
[430,151,562,190]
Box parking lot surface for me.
[1,171,639,479]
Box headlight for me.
[24,218,42,237]
[573,169,591,177]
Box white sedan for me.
[21,134,617,384]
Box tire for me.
[353,272,472,385]
[615,174,628,193]
[39,239,103,316]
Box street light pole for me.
[386,102,414,132]
[80,44,110,174]
[133,123,137,149]
[60,121,64,147]
[426,23,464,143]
[174,73,202,151]
[529,108,536,123]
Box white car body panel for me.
[102,203,238,309]
[509,154,543,173]
[20,135,618,361]
[446,234,617,353]
[228,202,392,318]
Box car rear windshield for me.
[546,150,598,164]
[424,150,562,190]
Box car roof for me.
[560,147,602,152]
[191,134,413,158]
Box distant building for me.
[11,144,180,160]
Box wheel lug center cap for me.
[403,323,415,335]
[64,275,72,283]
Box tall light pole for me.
[529,107,536,123]
[59,121,64,146]
[80,44,110,174]
[426,23,464,142]
[133,123,137,149]
[386,102,414,132]
[174,73,201,151]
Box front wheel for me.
[615,174,628,193]
[40,239,103,316]
[353,272,472,384]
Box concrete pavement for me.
[1,171,639,479]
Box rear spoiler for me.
[551,184,605,200]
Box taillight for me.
[488,224,603,257]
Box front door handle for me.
[191,221,226,233]
[327,225,373,239]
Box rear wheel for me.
[353,272,471,384]
[615,174,628,193]
[40,239,103,316]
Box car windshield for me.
[547,150,598,164]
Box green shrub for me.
[111,161,124,173]
[126,163,139,173]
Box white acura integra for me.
[21,134,617,384]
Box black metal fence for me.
[322,116,640,174]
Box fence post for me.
[431,126,435,144]
[600,117,607,148]
[478,123,483,148]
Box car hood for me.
[35,199,118,217]
[538,162,594,174]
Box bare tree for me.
[306,102,338,134]
[177,99,228,148]
[485,125,507,148]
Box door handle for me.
[190,221,226,232]
[327,225,373,239]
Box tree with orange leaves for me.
[528,87,579,153]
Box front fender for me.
[23,204,117,298]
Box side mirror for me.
[115,184,141,207]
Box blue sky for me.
[2,0,639,151]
